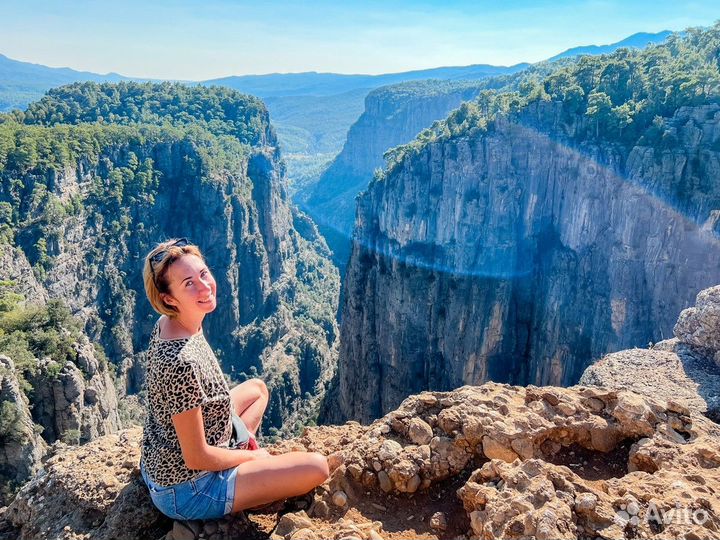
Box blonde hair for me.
[143,239,205,317]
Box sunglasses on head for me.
[149,238,190,273]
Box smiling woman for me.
[139,238,329,520]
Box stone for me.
[407,418,433,445]
[290,528,318,540]
[510,438,534,459]
[377,471,392,493]
[377,440,402,462]
[575,493,598,513]
[368,530,384,540]
[327,453,344,473]
[274,512,313,538]
[482,436,519,462]
[405,474,421,493]
[429,512,447,531]
[332,491,348,507]
[556,402,576,416]
[310,501,329,518]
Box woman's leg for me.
[231,452,329,513]
[229,378,269,434]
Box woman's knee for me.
[307,452,329,484]
[249,378,268,399]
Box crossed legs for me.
[228,379,329,512]
[232,452,329,512]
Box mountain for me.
[294,32,674,272]
[205,65,529,184]
[200,63,529,98]
[300,79,496,274]
[324,26,720,423]
[0,29,671,159]
[0,53,141,112]
[263,88,371,155]
[547,30,673,62]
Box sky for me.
[1,0,718,80]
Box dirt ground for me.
[239,464,481,539]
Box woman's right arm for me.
[172,407,270,471]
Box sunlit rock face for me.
[327,101,720,424]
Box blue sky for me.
[2,0,717,80]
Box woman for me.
[140,238,329,520]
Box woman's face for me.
[161,254,217,316]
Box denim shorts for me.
[140,462,238,520]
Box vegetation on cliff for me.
[6,82,270,146]
[0,120,255,283]
[0,285,86,390]
[382,25,720,178]
[0,83,269,276]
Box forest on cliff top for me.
[384,25,720,178]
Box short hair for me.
[143,239,205,317]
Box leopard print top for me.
[141,320,232,487]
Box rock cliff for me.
[301,81,489,271]
[327,97,720,424]
[0,245,47,307]
[0,355,46,507]
[26,334,120,444]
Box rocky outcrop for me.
[0,244,47,306]
[1,428,168,540]
[0,356,46,507]
[301,80,489,271]
[581,285,720,421]
[674,285,720,368]
[27,335,120,444]
[328,100,720,424]
[4,381,719,540]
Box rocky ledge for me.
[3,287,720,540]
[2,380,719,540]
[582,285,720,421]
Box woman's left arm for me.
[172,407,269,471]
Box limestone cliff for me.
[301,81,489,271]
[0,245,47,307]
[26,334,120,444]
[0,84,340,439]
[327,97,720,424]
[0,355,46,507]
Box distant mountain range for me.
[0,54,151,111]
[546,30,673,62]
[0,30,674,170]
[1,30,672,111]
[202,63,529,98]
